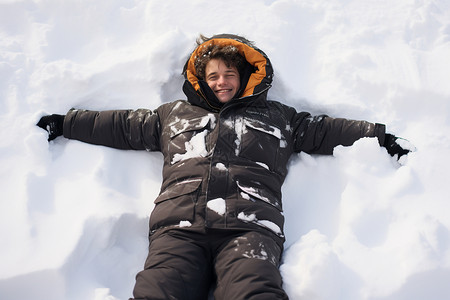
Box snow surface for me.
[1,0,450,299]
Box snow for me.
[215,162,227,171]
[178,220,192,228]
[237,180,279,208]
[245,118,282,139]
[224,116,247,155]
[170,114,216,164]
[207,198,227,216]
[171,129,209,164]
[238,212,258,223]
[256,161,270,170]
[238,212,283,236]
[1,0,450,299]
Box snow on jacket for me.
[63,34,386,244]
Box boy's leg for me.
[213,231,288,300]
[132,230,212,300]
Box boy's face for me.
[205,58,240,103]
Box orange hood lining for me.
[185,38,267,98]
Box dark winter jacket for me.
[63,35,386,245]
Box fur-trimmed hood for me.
[182,34,274,111]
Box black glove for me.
[36,114,65,141]
[383,133,414,159]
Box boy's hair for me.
[194,34,246,80]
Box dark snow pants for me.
[131,228,289,300]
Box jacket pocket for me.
[169,115,213,138]
[167,116,214,164]
[149,178,202,231]
[236,180,282,211]
[239,117,282,173]
[235,181,285,237]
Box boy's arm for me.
[292,113,412,159]
[37,108,161,151]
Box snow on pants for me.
[131,228,289,300]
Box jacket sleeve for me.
[292,111,386,155]
[63,108,161,151]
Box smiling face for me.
[205,58,241,103]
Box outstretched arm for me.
[37,108,162,151]
[292,113,413,159]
